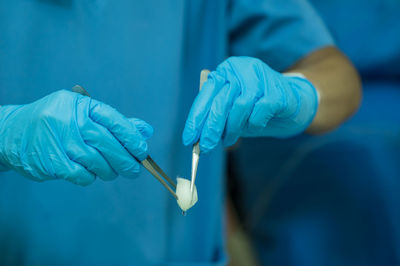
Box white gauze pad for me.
[176,177,198,211]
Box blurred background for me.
[226,0,400,265]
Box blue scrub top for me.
[230,0,400,265]
[310,0,400,79]
[0,0,332,265]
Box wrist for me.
[291,75,319,126]
[284,72,320,103]
[0,105,19,171]
[281,75,319,137]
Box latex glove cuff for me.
[0,105,16,171]
[284,75,319,136]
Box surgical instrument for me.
[190,70,210,195]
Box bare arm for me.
[287,46,362,134]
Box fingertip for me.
[97,170,118,181]
[143,124,154,139]
[182,124,197,146]
[136,150,148,162]
[129,139,148,162]
[87,98,102,119]
[248,115,266,128]
[199,144,211,154]
[201,72,216,89]
[78,173,96,186]
[183,73,224,147]
[199,133,218,154]
[130,118,154,140]
[76,178,95,186]
[69,172,96,186]
[222,135,238,148]
[115,125,149,162]
[120,163,141,179]
[248,110,273,129]
[248,99,276,128]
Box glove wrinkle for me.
[0,90,151,185]
[183,56,319,152]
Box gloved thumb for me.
[129,118,154,140]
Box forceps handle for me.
[190,70,210,193]
[142,158,178,200]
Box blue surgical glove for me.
[183,56,318,153]
[0,90,153,186]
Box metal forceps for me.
[71,85,178,200]
[190,70,210,195]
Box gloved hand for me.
[182,56,319,153]
[0,90,153,186]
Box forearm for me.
[287,46,362,134]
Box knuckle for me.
[234,97,250,110]
[97,168,118,181]
[258,97,282,112]
[55,89,71,98]
[250,57,262,65]
[207,117,224,137]
[93,165,113,179]
[258,97,270,106]
[248,116,265,128]
[199,143,211,154]
[127,139,148,159]
[248,118,260,128]
[120,161,140,175]
[201,132,220,149]
[223,136,237,147]
[216,60,230,72]
[210,125,223,136]
[77,177,95,186]
[37,108,55,121]
[268,100,284,113]
[184,118,196,132]
[226,56,241,65]
[63,166,94,185]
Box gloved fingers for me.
[22,152,96,186]
[80,120,142,178]
[248,97,282,129]
[182,72,225,146]
[88,99,149,161]
[216,57,264,146]
[55,157,96,186]
[26,143,96,186]
[222,95,255,147]
[199,81,240,153]
[65,141,117,181]
[128,118,154,140]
